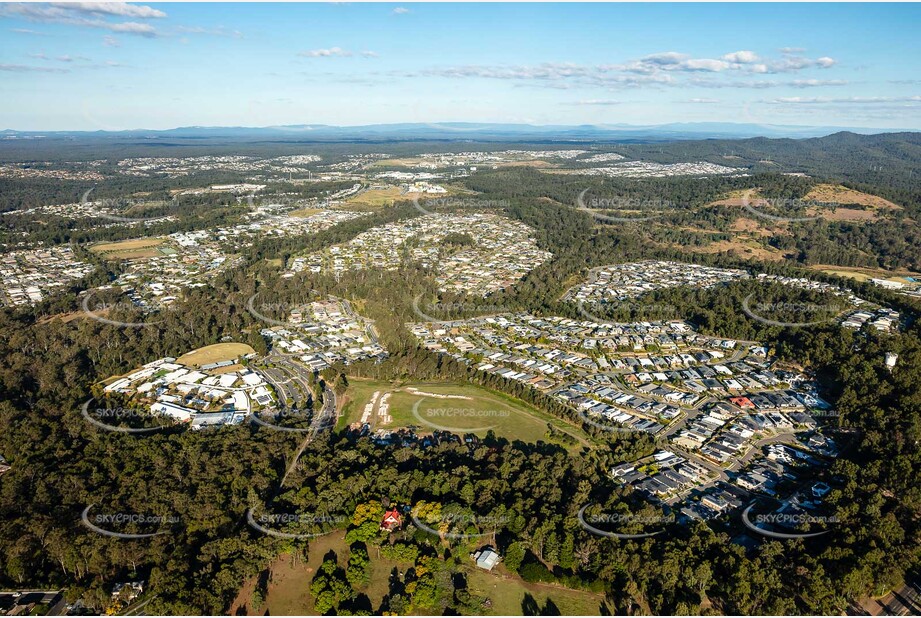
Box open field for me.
[691,238,789,262]
[710,186,900,223]
[804,183,902,210]
[465,567,608,616]
[89,237,166,260]
[230,533,346,616]
[37,310,100,325]
[231,530,605,616]
[176,342,255,367]
[809,264,921,284]
[345,185,406,208]
[494,159,556,168]
[340,378,592,449]
[367,157,428,168]
[231,531,410,615]
[287,207,323,218]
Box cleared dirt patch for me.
[809,264,921,284]
[342,378,592,451]
[805,184,901,210]
[729,217,783,236]
[495,159,556,168]
[176,342,256,367]
[288,207,323,218]
[90,237,166,260]
[346,186,406,208]
[37,310,98,325]
[693,238,788,262]
[805,206,880,221]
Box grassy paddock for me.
[341,378,591,449]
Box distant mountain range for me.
[2,121,916,142]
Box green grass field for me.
[340,378,592,450]
[465,567,609,616]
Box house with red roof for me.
[380,507,403,532]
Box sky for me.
[1,2,920,131]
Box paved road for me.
[0,591,64,615]
[850,581,921,616]
[664,431,799,503]
[280,387,337,488]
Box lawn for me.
[231,531,410,616]
[464,566,609,615]
[345,186,406,208]
[176,342,256,367]
[89,237,166,260]
[809,264,921,284]
[230,532,346,616]
[340,378,592,450]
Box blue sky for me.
[2,2,920,130]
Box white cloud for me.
[0,4,161,37]
[721,50,760,64]
[0,62,69,73]
[779,47,806,54]
[393,7,410,14]
[103,35,120,47]
[10,27,48,35]
[766,95,921,104]
[48,2,166,19]
[176,25,244,39]
[683,58,731,72]
[686,98,720,104]
[299,47,353,58]
[361,51,379,58]
[790,79,848,88]
[568,99,622,106]
[607,50,835,75]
